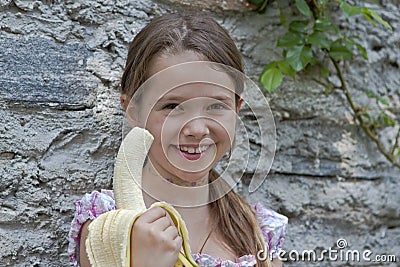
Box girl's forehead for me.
[140,58,238,104]
[159,83,236,100]
[148,50,205,77]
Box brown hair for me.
[121,13,271,266]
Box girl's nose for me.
[181,118,210,139]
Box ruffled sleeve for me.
[68,190,116,267]
[253,203,288,259]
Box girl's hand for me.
[131,206,182,267]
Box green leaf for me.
[286,45,313,71]
[277,31,304,47]
[362,11,377,27]
[260,62,277,73]
[314,17,332,32]
[307,31,330,49]
[360,112,372,125]
[377,96,389,106]
[289,20,310,33]
[323,83,334,95]
[365,90,389,105]
[320,65,329,78]
[395,148,400,158]
[277,60,296,77]
[362,8,392,31]
[377,111,395,128]
[339,1,362,17]
[383,115,395,127]
[298,45,313,70]
[258,0,269,13]
[280,8,287,26]
[260,68,283,93]
[344,37,354,50]
[365,90,377,98]
[286,46,303,71]
[295,0,313,18]
[309,56,317,66]
[355,43,368,60]
[249,0,265,4]
[329,40,353,61]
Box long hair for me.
[120,13,271,267]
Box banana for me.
[85,127,198,267]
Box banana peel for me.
[85,127,198,267]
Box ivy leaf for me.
[295,0,312,18]
[362,11,377,27]
[365,90,389,105]
[377,96,389,106]
[377,111,395,128]
[360,112,372,127]
[314,17,332,32]
[258,0,269,13]
[277,31,304,47]
[329,40,353,61]
[249,0,265,4]
[307,31,330,49]
[280,8,287,26]
[361,8,392,31]
[277,60,296,78]
[323,83,335,95]
[343,37,355,51]
[345,36,368,60]
[289,20,310,33]
[260,68,283,93]
[355,43,368,60]
[365,90,376,98]
[286,45,313,71]
[339,1,362,17]
[383,115,395,127]
[395,148,400,158]
[320,65,329,78]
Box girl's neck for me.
[164,174,209,187]
[141,161,210,208]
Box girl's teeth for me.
[177,145,208,154]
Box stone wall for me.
[0,0,399,266]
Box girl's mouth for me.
[175,145,210,161]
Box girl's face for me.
[132,51,241,184]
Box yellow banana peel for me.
[85,127,198,267]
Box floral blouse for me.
[68,190,288,267]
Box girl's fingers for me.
[173,235,183,250]
[138,206,167,223]
[154,216,173,232]
[136,206,176,232]
[164,224,179,240]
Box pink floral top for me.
[68,190,288,267]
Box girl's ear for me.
[120,94,128,111]
[236,98,243,113]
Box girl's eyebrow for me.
[158,94,235,102]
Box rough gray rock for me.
[0,0,399,266]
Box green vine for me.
[249,0,399,168]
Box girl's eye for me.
[163,103,181,110]
[208,103,228,110]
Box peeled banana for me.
[85,127,198,267]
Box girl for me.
[68,13,287,267]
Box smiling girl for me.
[68,13,287,267]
